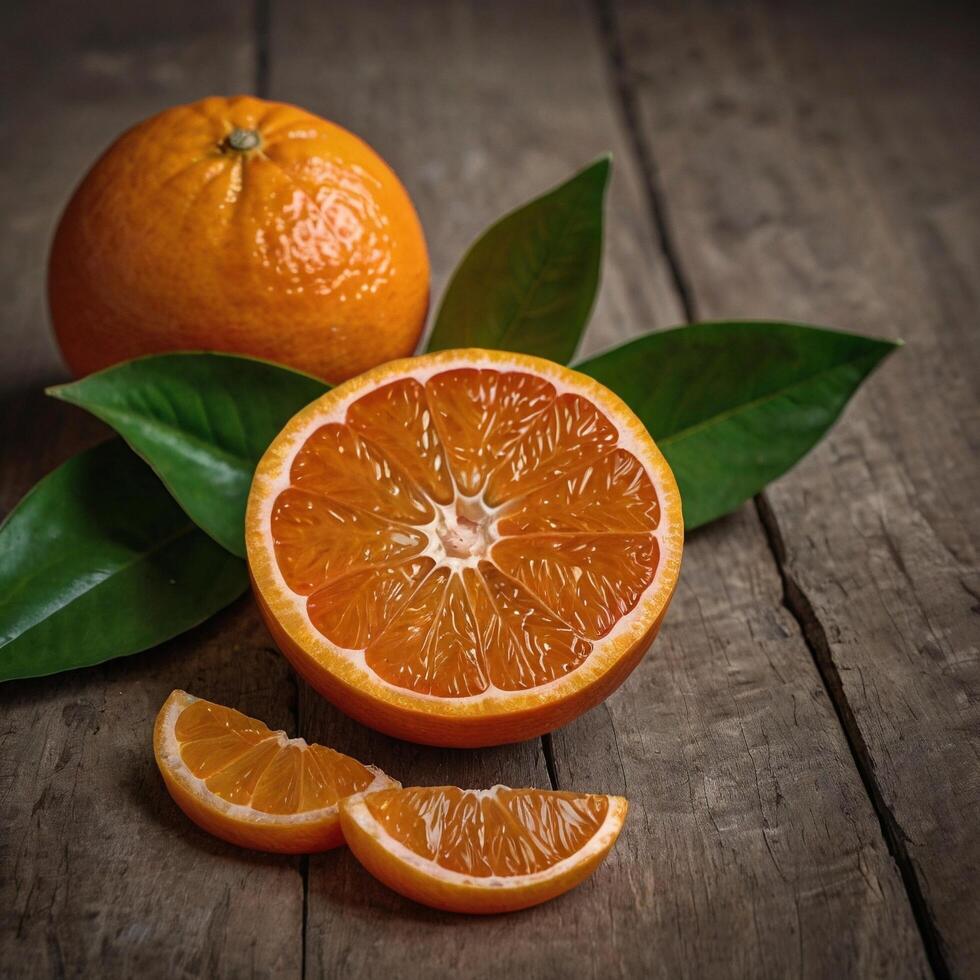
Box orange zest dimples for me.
[153,690,397,852]
[49,95,429,383]
[340,785,628,914]
[246,349,683,747]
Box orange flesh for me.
[174,699,377,815]
[363,787,609,877]
[270,367,663,699]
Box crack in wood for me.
[290,663,309,980]
[592,0,698,324]
[299,854,309,980]
[287,656,308,980]
[540,733,560,790]
[594,0,950,974]
[255,0,270,99]
[755,494,950,980]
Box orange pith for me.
[246,348,683,747]
[49,95,429,383]
[339,785,628,914]
[153,690,397,853]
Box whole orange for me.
[48,95,430,383]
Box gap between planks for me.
[754,496,950,980]
[254,4,310,978]
[593,0,698,323]
[540,732,560,790]
[592,0,949,977]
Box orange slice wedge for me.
[340,785,628,914]
[246,349,683,746]
[153,690,397,852]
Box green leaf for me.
[49,353,328,556]
[427,156,610,362]
[577,321,900,529]
[0,439,248,682]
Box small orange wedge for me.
[339,784,627,914]
[153,690,397,853]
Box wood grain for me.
[1,0,970,976]
[612,0,980,974]
[552,511,928,977]
[268,0,682,363]
[270,1,928,976]
[0,2,304,977]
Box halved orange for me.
[246,348,683,747]
[153,690,397,852]
[340,784,627,914]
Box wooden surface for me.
[612,3,980,975]
[1,1,976,978]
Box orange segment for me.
[302,745,380,807]
[466,564,592,690]
[366,568,487,697]
[425,368,556,495]
[291,423,434,525]
[483,392,619,506]
[204,738,282,806]
[246,349,684,747]
[251,744,304,814]
[307,557,435,649]
[363,786,607,876]
[340,785,628,914]
[491,534,660,640]
[153,690,398,853]
[271,488,427,595]
[347,377,454,504]
[175,699,271,777]
[497,448,661,534]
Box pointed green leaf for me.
[427,156,611,362]
[49,353,329,556]
[0,439,248,682]
[577,321,900,529]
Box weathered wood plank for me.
[612,0,980,974]
[271,1,927,976]
[551,511,928,977]
[268,0,682,362]
[0,3,304,977]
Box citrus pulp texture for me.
[247,349,683,747]
[341,785,627,913]
[153,690,397,853]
